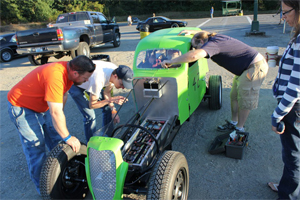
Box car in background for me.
[0,33,19,62]
[136,16,187,32]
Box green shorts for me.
[230,59,268,110]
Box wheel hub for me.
[172,170,185,199]
[2,51,12,61]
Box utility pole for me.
[247,0,265,36]
[251,0,259,32]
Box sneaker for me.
[235,126,245,132]
[217,120,236,132]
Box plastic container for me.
[225,132,249,159]
[208,132,249,159]
[140,24,150,39]
[208,133,230,154]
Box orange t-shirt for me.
[7,61,73,113]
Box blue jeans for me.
[69,85,113,142]
[7,102,62,194]
[278,102,300,199]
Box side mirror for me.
[111,16,116,23]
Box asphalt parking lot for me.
[0,14,294,199]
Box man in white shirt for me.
[69,60,133,141]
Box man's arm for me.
[89,94,110,109]
[89,84,128,110]
[63,92,68,109]
[161,49,208,68]
[47,101,81,153]
[102,86,121,123]
[103,84,115,109]
[178,29,201,36]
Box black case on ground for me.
[208,132,249,159]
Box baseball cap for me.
[116,65,133,89]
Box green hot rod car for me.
[40,27,222,200]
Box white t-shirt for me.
[78,60,117,99]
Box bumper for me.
[16,44,66,55]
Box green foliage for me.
[86,1,104,13]
[0,0,281,25]
[1,0,24,24]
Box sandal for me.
[268,182,278,192]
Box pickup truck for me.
[16,11,120,65]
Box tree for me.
[1,0,24,24]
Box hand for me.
[112,113,120,124]
[178,30,191,36]
[265,52,269,62]
[272,125,284,134]
[110,96,128,105]
[66,136,81,153]
[161,60,172,68]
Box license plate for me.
[35,48,43,52]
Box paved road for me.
[0,14,293,199]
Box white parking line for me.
[246,16,252,25]
[197,16,252,28]
[222,17,228,28]
[197,19,211,28]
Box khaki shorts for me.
[230,59,268,110]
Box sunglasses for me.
[282,8,294,16]
[69,62,95,73]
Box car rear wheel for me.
[171,23,179,28]
[0,49,13,62]
[40,143,88,199]
[113,32,120,47]
[71,42,90,58]
[147,151,189,200]
[28,55,49,65]
[208,75,222,110]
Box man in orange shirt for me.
[7,55,95,195]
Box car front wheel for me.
[147,151,189,200]
[0,49,13,62]
[40,143,89,199]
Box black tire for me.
[40,143,88,200]
[0,49,13,62]
[113,32,120,47]
[147,151,189,200]
[28,55,49,66]
[71,42,90,58]
[171,23,179,28]
[208,75,222,110]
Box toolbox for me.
[208,131,249,159]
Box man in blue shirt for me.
[161,29,269,133]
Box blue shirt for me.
[271,34,300,127]
[201,34,258,75]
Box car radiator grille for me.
[89,148,116,199]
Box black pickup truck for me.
[16,11,120,65]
